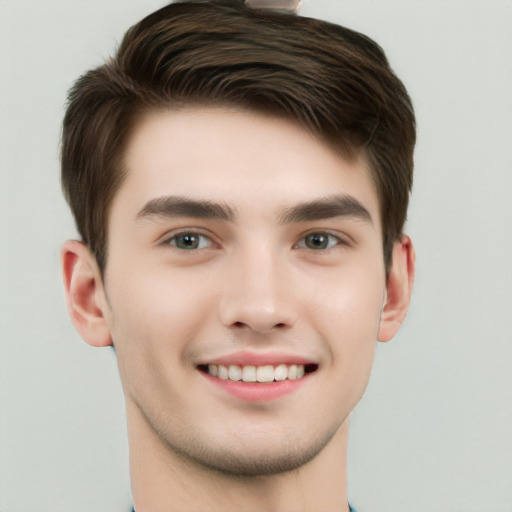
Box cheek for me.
[306,261,384,380]
[316,290,381,369]
[307,254,385,334]
[104,266,218,386]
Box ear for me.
[61,240,113,347]
[378,235,415,342]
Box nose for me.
[218,249,298,335]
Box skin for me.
[62,108,415,512]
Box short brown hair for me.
[61,0,415,272]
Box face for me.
[102,108,387,476]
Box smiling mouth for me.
[197,363,318,383]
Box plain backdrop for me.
[1,1,511,511]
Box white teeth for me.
[274,364,287,381]
[205,363,308,382]
[228,365,242,381]
[242,365,257,382]
[218,365,229,380]
[256,365,274,383]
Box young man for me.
[60,1,415,510]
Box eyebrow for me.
[136,196,237,222]
[278,195,373,225]
[135,194,372,225]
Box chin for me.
[161,425,338,478]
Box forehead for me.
[114,107,380,226]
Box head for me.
[61,0,415,275]
[61,0,416,483]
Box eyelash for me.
[163,230,347,251]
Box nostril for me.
[232,321,287,330]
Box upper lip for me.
[198,350,317,367]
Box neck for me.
[127,401,350,512]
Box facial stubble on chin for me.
[147,410,341,478]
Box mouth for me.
[197,363,318,383]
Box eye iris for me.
[305,233,328,249]
[176,234,199,249]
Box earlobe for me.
[378,235,415,342]
[61,240,113,347]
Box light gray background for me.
[1,1,511,511]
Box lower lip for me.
[200,371,309,402]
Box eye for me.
[167,232,213,250]
[295,232,343,250]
